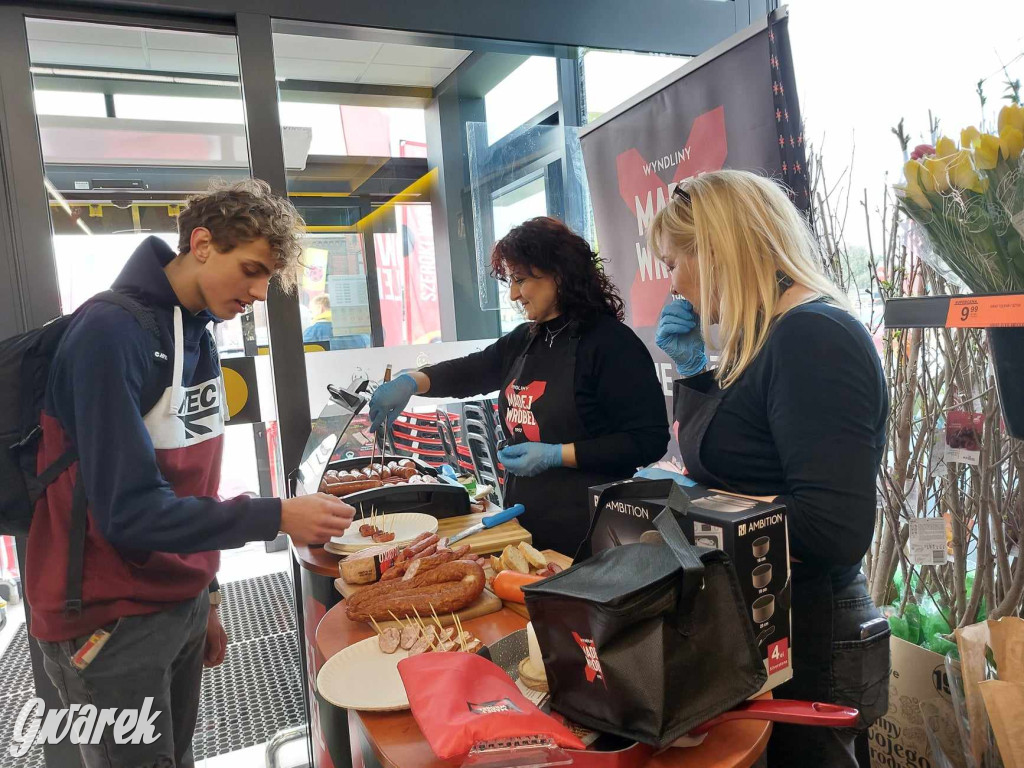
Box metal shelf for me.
[884,293,1024,329]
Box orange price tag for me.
[945,295,1024,328]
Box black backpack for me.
[0,290,166,616]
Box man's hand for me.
[204,608,228,668]
[280,494,357,546]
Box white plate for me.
[329,512,438,553]
[316,636,410,711]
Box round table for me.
[315,600,771,768]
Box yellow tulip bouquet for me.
[896,103,1024,292]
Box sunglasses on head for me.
[671,184,691,205]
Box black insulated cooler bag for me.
[522,484,766,747]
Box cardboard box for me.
[588,479,792,695]
[868,637,966,768]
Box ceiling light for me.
[30,66,239,88]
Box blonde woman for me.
[645,170,889,767]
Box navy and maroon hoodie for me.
[26,236,281,642]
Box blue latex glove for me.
[497,442,563,478]
[655,299,707,377]
[633,466,697,487]
[367,374,418,434]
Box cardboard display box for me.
[868,636,966,768]
[588,479,793,695]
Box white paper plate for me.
[329,512,438,553]
[316,636,410,711]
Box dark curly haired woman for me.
[369,217,668,554]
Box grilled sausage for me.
[394,532,434,564]
[346,561,486,622]
[324,479,383,497]
[401,559,422,581]
[408,533,439,555]
[379,547,458,582]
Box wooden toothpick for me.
[412,606,427,631]
[453,614,466,652]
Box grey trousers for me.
[37,593,209,768]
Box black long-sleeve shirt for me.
[422,314,669,476]
[678,302,887,586]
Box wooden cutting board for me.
[333,582,502,630]
[502,550,573,619]
[436,510,532,555]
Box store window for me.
[32,89,107,117]
[582,49,690,122]
[484,56,558,144]
[466,52,568,335]
[491,175,547,334]
[272,30,452,353]
[113,93,245,123]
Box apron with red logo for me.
[499,322,618,557]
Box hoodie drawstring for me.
[169,305,185,414]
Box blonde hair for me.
[311,293,331,314]
[648,170,846,388]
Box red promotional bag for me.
[398,652,586,760]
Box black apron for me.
[672,378,884,766]
[672,378,729,487]
[499,323,617,556]
[673,376,793,614]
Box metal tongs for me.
[368,364,393,473]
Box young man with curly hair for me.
[26,179,355,768]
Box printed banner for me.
[579,10,808,454]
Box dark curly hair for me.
[490,217,625,326]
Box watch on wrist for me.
[209,589,223,608]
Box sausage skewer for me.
[389,610,421,650]
[372,510,395,543]
[358,503,377,537]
